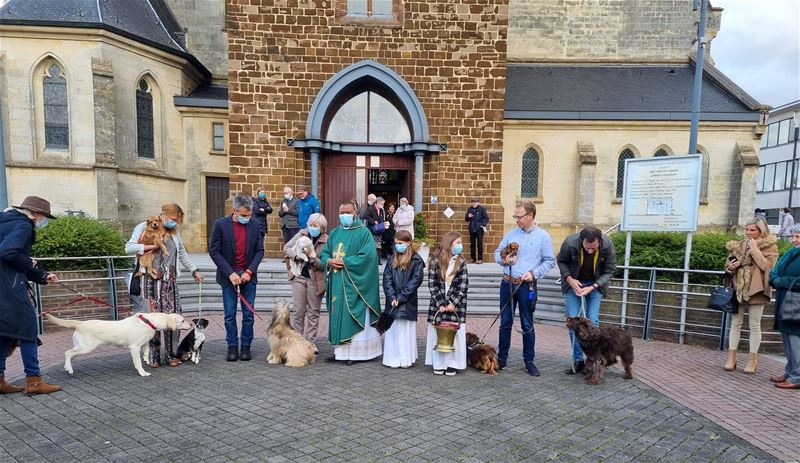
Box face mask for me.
[164,219,177,229]
[36,217,49,229]
[284,194,292,200]
[452,243,463,255]
[339,214,354,228]
[394,243,408,254]
[236,215,250,225]
[367,200,374,206]
[307,226,321,238]
[400,202,408,208]
[258,192,266,199]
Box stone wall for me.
[227,0,509,256]
[164,0,229,82]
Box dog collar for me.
[137,314,158,330]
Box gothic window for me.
[43,63,69,150]
[520,148,540,198]
[136,79,154,159]
[654,148,669,157]
[616,148,635,198]
[326,91,411,144]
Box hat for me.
[471,196,479,202]
[15,196,55,219]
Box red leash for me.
[40,281,132,318]
[235,285,265,322]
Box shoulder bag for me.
[707,274,738,314]
[780,276,800,322]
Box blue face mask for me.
[394,243,408,254]
[258,192,266,199]
[164,219,177,229]
[452,243,463,255]
[307,226,321,238]
[36,218,49,229]
[236,215,250,225]
[339,214,354,228]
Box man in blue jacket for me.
[209,195,265,362]
[0,196,61,394]
[297,185,321,230]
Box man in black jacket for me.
[465,196,489,264]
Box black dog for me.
[176,318,209,364]
[565,317,634,385]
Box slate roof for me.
[505,61,763,121]
[0,0,210,79]
[174,84,228,109]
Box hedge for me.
[32,216,130,271]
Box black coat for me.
[208,215,265,287]
[0,210,49,341]
[251,197,273,234]
[465,205,489,233]
[382,253,425,321]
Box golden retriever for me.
[266,300,316,367]
[136,215,170,279]
[46,313,193,377]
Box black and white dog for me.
[176,318,209,364]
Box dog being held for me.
[499,241,519,262]
[46,313,193,377]
[287,235,315,278]
[176,318,209,364]
[266,300,316,367]
[136,215,170,279]
[565,316,634,385]
[466,332,499,375]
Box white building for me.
[756,100,800,225]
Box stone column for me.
[309,147,320,197]
[414,151,424,211]
[576,141,597,226]
[730,142,760,231]
[91,58,119,226]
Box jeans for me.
[564,282,602,362]
[469,229,484,261]
[0,336,40,377]
[498,279,536,366]
[222,275,256,348]
[782,333,800,385]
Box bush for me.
[33,216,129,271]
[414,212,429,240]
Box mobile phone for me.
[728,256,738,262]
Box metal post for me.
[688,0,708,155]
[642,268,657,340]
[678,232,692,344]
[0,93,8,209]
[106,258,119,320]
[620,231,632,327]
[789,122,799,209]
[309,148,320,198]
[414,151,424,212]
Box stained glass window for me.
[213,122,225,151]
[654,148,669,157]
[43,64,69,150]
[326,91,410,144]
[616,149,635,198]
[520,148,539,198]
[136,79,154,159]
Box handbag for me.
[376,305,397,335]
[372,221,386,234]
[780,276,800,322]
[707,274,738,314]
[126,259,142,297]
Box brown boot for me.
[24,376,62,395]
[723,350,737,371]
[743,353,758,374]
[0,376,24,394]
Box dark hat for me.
[15,196,55,219]
[471,196,479,202]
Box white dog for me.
[267,300,316,367]
[46,313,193,377]
[288,235,315,277]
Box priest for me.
[320,201,382,364]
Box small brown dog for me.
[566,317,634,385]
[466,332,499,375]
[500,241,520,262]
[136,215,169,279]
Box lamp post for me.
[788,110,800,210]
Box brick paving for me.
[2,311,795,462]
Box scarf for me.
[729,237,774,303]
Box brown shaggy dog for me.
[136,215,169,279]
[499,241,519,262]
[267,300,316,367]
[466,332,499,375]
[566,317,634,385]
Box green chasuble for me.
[320,218,381,345]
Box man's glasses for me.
[512,214,530,221]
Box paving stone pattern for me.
[0,331,779,463]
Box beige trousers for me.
[728,303,765,353]
[290,275,321,343]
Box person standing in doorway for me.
[465,196,489,264]
[779,207,795,241]
[393,196,415,239]
[297,185,321,230]
[279,186,300,244]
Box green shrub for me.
[33,216,129,270]
[414,212,429,240]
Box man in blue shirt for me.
[493,200,556,376]
[297,185,321,230]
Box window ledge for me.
[209,150,227,156]
[699,199,709,205]
[338,15,403,28]
[612,198,622,205]
[520,196,543,204]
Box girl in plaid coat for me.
[425,231,469,375]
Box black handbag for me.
[126,259,142,296]
[376,306,396,335]
[707,274,738,314]
[780,276,800,322]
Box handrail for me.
[603,223,621,235]
[34,255,131,261]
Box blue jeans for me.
[498,279,536,366]
[565,281,602,362]
[0,336,40,377]
[222,276,256,348]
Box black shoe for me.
[324,355,337,363]
[526,364,541,377]
[565,360,585,375]
[226,346,239,362]
[239,346,252,361]
[345,360,354,366]
[445,368,457,376]
[498,360,507,370]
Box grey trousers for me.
[781,332,800,384]
[291,275,321,343]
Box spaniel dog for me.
[565,317,634,385]
[500,241,519,262]
[466,332,499,375]
[136,215,170,279]
[266,300,316,367]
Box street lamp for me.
[789,110,800,210]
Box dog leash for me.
[569,294,588,374]
[480,278,525,341]
[41,280,133,318]
[235,284,266,322]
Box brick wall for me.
[227,0,508,256]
